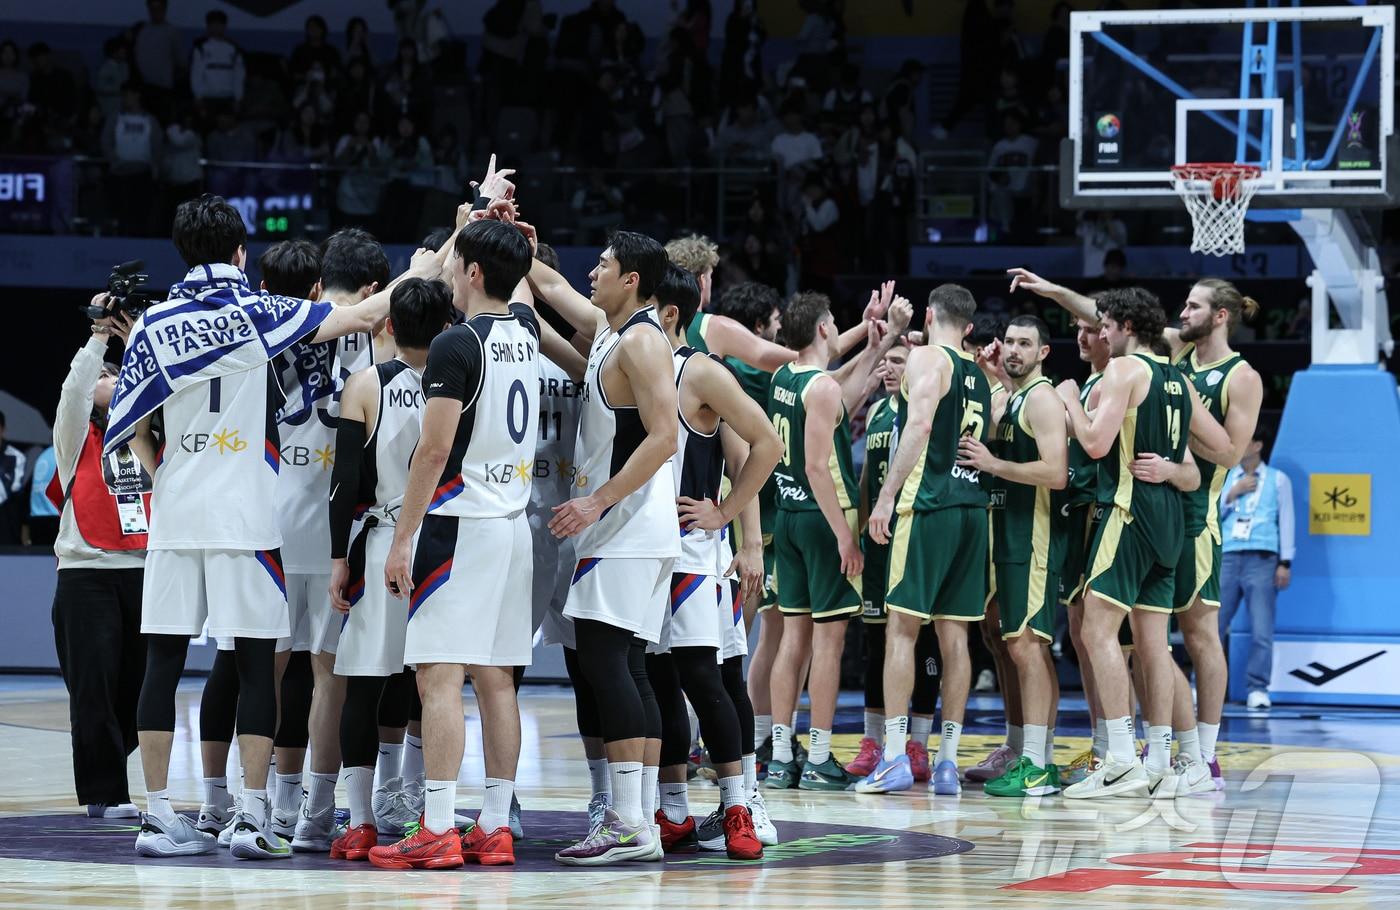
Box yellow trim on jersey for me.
[829,446,852,509]
[985,517,996,606]
[1175,528,1214,612]
[1013,376,1051,438]
[867,396,887,425]
[1089,587,1134,613]
[886,508,915,594]
[1217,358,1243,413]
[1114,408,1138,513]
[895,447,927,514]
[1191,349,1240,373]
[1204,359,1245,536]
[1088,506,1128,585]
[931,611,986,622]
[787,363,825,374]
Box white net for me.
[1171,164,1263,257]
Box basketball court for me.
[5,4,1400,907]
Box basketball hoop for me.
[1170,163,1264,257]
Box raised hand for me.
[473,153,516,201]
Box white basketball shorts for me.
[719,577,749,661]
[142,548,291,640]
[563,556,673,645]
[335,524,410,677]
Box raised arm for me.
[868,344,949,544]
[703,314,798,372]
[1008,267,1098,324]
[312,247,442,342]
[527,257,600,340]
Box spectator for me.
[344,16,374,69]
[206,107,258,162]
[27,444,58,546]
[989,65,1029,142]
[676,0,712,54]
[1039,2,1072,83]
[880,59,925,143]
[770,107,823,171]
[719,0,765,100]
[161,108,204,224]
[190,10,245,117]
[992,0,1026,69]
[0,40,27,106]
[334,57,380,134]
[570,170,625,243]
[869,118,918,275]
[268,102,328,163]
[291,65,336,124]
[731,231,784,291]
[654,26,708,166]
[382,37,430,122]
[1079,210,1128,276]
[834,103,878,169]
[333,110,389,228]
[291,15,341,80]
[822,64,872,119]
[1219,427,1295,712]
[986,109,1037,238]
[1099,248,1127,287]
[799,177,840,291]
[714,94,777,163]
[0,410,25,544]
[480,0,533,126]
[937,0,997,137]
[1029,79,1068,158]
[102,83,162,236]
[131,0,183,118]
[28,43,78,128]
[94,38,130,123]
[793,0,842,93]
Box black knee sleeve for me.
[721,656,755,754]
[674,647,741,766]
[911,622,942,715]
[629,639,663,742]
[341,675,389,768]
[377,669,413,729]
[232,637,278,739]
[406,668,422,723]
[274,650,312,748]
[864,623,886,711]
[198,647,239,742]
[563,646,603,738]
[571,620,646,743]
[138,634,189,733]
[646,652,691,768]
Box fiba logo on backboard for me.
[1094,113,1121,166]
[1341,109,1373,169]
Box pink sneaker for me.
[964,744,1016,782]
[845,737,882,777]
[905,740,931,782]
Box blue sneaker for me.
[854,755,914,794]
[932,760,962,795]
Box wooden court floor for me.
[4,678,1400,909]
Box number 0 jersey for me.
[896,345,992,514]
[423,304,540,519]
[1097,353,1193,516]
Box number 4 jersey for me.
[423,305,541,518]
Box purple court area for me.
[0,810,972,872]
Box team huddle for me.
[106,155,1260,871]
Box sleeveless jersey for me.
[685,312,712,355]
[571,306,681,559]
[896,345,992,514]
[1174,343,1247,541]
[358,359,425,524]
[530,357,584,521]
[1097,353,1192,515]
[276,330,376,571]
[768,363,858,513]
[423,304,540,519]
[1064,370,1104,506]
[863,393,902,508]
[674,347,726,574]
[725,354,777,535]
[989,376,1055,563]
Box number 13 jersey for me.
[423,304,540,518]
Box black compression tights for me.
[377,668,415,729]
[274,650,313,748]
[862,622,943,716]
[141,636,276,738]
[342,675,390,768]
[563,646,603,739]
[571,620,654,744]
[721,655,756,755]
[648,647,742,768]
[199,647,239,742]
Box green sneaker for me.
[793,735,809,768]
[1033,764,1062,797]
[764,758,800,789]
[798,756,854,791]
[984,756,1035,797]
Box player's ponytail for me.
[1241,296,1260,322]
[1195,278,1255,335]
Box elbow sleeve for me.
[328,418,367,559]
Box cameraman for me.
[51,300,157,818]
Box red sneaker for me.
[461,823,515,865]
[721,804,763,860]
[655,809,698,853]
[330,823,378,861]
[367,819,463,870]
[845,736,882,777]
[906,740,932,782]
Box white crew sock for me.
[755,714,773,746]
[1023,724,1048,767]
[910,715,934,749]
[1198,721,1221,763]
[864,711,885,742]
[587,758,611,798]
[1107,716,1135,763]
[719,775,745,810]
[883,716,909,762]
[772,724,794,763]
[660,783,689,823]
[610,762,644,827]
[1177,727,1203,766]
[307,772,338,814]
[146,788,177,825]
[375,742,403,790]
[641,766,659,820]
[203,776,231,811]
[424,779,456,835]
[1145,726,1172,774]
[478,778,514,832]
[1092,718,1109,759]
[345,767,374,827]
[274,772,302,814]
[402,734,425,786]
[936,721,963,767]
[1008,724,1025,754]
[242,789,269,826]
[807,728,832,766]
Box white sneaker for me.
[1173,755,1215,796]
[1062,758,1149,799]
[89,803,141,818]
[1247,690,1271,711]
[645,823,664,861]
[271,805,299,839]
[195,802,235,837]
[371,777,402,822]
[402,778,425,816]
[291,800,338,853]
[229,810,293,860]
[1146,768,1179,800]
[135,813,216,857]
[508,793,524,841]
[747,790,778,846]
[374,786,418,836]
[974,669,996,692]
[586,792,612,831]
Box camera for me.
[83,260,157,320]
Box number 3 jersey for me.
[423,304,540,518]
